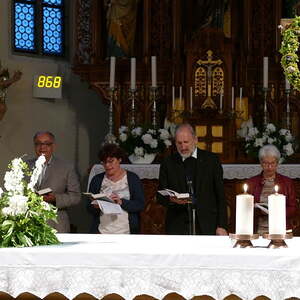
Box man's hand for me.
[43,192,56,204]
[216,227,228,236]
[169,196,190,205]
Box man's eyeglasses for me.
[34,142,53,147]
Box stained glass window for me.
[13,0,65,56]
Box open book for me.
[92,199,122,214]
[255,202,268,214]
[83,192,112,202]
[158,189,189,199]
[37,187,52,195]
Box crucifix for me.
[197,50,222,110]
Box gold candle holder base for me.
[262,233,293,249]
[229,233,259,248]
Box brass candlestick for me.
[262,232,293,249]
[104,87,117,144]
[229,233,259,248]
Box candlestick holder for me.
[263,88,269,126]
[229,233,259,248]
[104,87,117,144]
[262,232,293,248]
[150,86,158,128]
[129,88,137,127]
[285,88,291,130]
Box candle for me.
[172,86,175,109]
[220,89,223,111]
[268,185,286,234]
[130,57,136,90]
[231,86,234,110]
[190,86,193,111]
[151,56,157,87]
[109,56,116,89]
[263,57,268,89]
[285,78,290,91]
[239,87,243,111]
[235,184,254,235]
[287,96,290,113]
[179,86,182,108]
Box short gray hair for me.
[258,144,281,162]
[33,131,56,142]
[175,123,196,138]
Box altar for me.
[1,234,300,300]
[87,164,300,235]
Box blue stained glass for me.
[43,0,62,5]
[14,3,35,51]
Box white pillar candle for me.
[109,56,116,89]
[235,184,254,235]
[172,86,175,109]
[190,86,193,111]
[239,87,243,111]
[231,86,234,110]
[263,57,268,89]
[268,185,286,234]
[130,57,136,90]
[179,86,182,108]
[151,56,157,87]
[285,78,290,90]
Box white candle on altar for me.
[268,185,286,234]
[239,87,243,111]
[235,184,254,235]
[190,86,193,111]
[151,56,157,87]
[285,78,291,91]
[231,86,234,110]
[109,56,116,89]
[220,89,223,111]
[130,57,136,90]
[172,86,175,109]
[263,57,268,89]
[179,86,182,108]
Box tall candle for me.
[268,185,286,234]
[220,89,223,111]
[231,86,234,110]
[285,78,291,91]
[239,87,243,111]
[190,86,193,111]
[179,86,182,108]
[130,57,136,90]
[287,96,290,113]
[151,56,157,87]
[263,57,268,89]
[109,56,116,89]
[172,86,175,109]
[235,184,254,234]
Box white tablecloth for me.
[1,234,300,300]
[88,164,300,190]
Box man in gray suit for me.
[27,131,81,233]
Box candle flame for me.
[243,183,248,193]
[274,185,279,193]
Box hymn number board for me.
[33,75,63,99]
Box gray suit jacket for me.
[27,156,81,233]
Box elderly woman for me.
[246,144,297,234]
[87,143,145,234]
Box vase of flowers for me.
[117,125,172,164]
[238,119,297,162]
[0,155,59,247]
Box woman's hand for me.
[110,193,122,205]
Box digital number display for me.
[37,75,62,88]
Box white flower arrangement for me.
[117,125,173,159]
[0,155,59,247]
[238,118,297,162]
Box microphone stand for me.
[187,180,196,235]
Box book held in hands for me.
[158,189,189,199]
[37,187,52,195]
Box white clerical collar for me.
[182,147,197,161]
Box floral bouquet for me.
[117,125,172,162]
[0,155,59,247]
[238,119,296,162]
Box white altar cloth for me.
[1,234,300,300]
[88,164,300,190]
